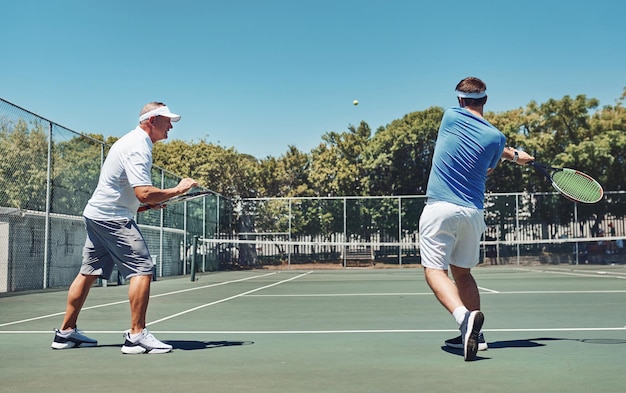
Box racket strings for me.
[552,170,603,203]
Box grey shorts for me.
[81,217,153,280]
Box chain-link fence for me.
[3,98,626,292]
[0,98,232,293]
[218,192,626,268]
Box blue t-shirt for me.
[426,107,506,209]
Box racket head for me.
[550,168,604,204]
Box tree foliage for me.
[0,118,48,210]
[142,90,626,207]
[2,88,625,243]
[364,107,443,196]
[153,140,259,200]
[308,121,371,197]
[52,133,105,215]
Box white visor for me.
[139,106,181,122]
[456,90,487,99]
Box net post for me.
[190,235,198,282]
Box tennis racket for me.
[137,191,213,212]
[529,162,603,204]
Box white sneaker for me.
[51,328,98,349]
[121,328,172,354]
[460,311,484,361]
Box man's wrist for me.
[501,146,519,162]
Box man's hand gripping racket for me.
[137,190,213,212]
[137,178,205,213]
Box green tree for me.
[154,139,260,199]
[485,108,534,194]
[0,118,48,210]
[257,146,312,197]
[306,122,372,241]
[523,95,600,163]
[52,133,105,215]
[309,121,371,197]
[511,94,618,235]
[363,107,443,196]
[194,144,259,200]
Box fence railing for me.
[214,193,626,268]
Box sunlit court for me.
[1,266,625,393]
[2,1,625,391]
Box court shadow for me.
[94,344,123,349]
[487,338,551,349]
[168,340,254,351]
[440,346,490,361]
[576,338,626,345]
[88,341,253,351]
[441,338,550,360]
[442,337,625,359]
[490,337,626,347]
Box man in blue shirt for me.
[419,77,533,361]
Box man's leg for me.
[121,274,172,354]
[449,265,480,311]
[60,274,99,330]
[424,266,483,361]
[128,274,152,334]
[51,274,99,349]
[423,267,464,313]
[448,266,484,360]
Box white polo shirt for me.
[83,127,153,220]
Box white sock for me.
[128,331,143,341]
[453,306,469,326]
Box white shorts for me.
[419,201,486,270]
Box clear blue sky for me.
[2,0,624,159]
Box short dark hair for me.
[456,77,486,94]
[456,77,487,106]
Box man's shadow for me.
[441,337,626,361]
[95,340,254,351]
[441,338,549,361]
[168,340,254,351]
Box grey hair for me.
[139,102,166,123]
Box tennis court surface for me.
[1,265,625,393]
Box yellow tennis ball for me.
[353,100,359,106]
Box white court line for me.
[150,272,277,298]
[246,292,434,297]
[483,290,626,295]
[3,326,626,335]
[0,272,277,328]
[247,289,626,297]
[532,270,626,279]
[508,267,626,279]
[147,271,314,326]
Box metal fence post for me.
[190,235,198,282]
[43,122,53,289]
